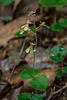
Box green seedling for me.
[16,11,67,99]
[50,18,67,31]
[59,18,67,27]
[16,11,48,100]
[39,0,67,31]
[57,66,67,78]
[49,44,67,78]
[50,23,63,31]
[17,93,43,100]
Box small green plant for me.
[39,1,67,79]
[17,93,43,100]
[39,0,67,31]
[16,11,48,100]
[50,18,67,31]
[15,10,67,99]
[50,23,63,31]
[0,0,14,6]
[48,44,67,78]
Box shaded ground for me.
[0,0,67,100]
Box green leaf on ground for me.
[15,30,28,36]
[17,92,31,100]
[51,44,67,56]
[0,0,14,6]
[32,94,43,100]
[57,71,64,78]
[20,68,41,80]
[50,56,64,62]
[62,67,67,73]
[59,18,67,27]
[30,25,35,32]
[39,0,67,7]
[50,23,63,31]
[29,74,48,91]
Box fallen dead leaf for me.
[0,15,41,46]
[4,67,60,92]
[22,68,60,92]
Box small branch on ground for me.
[47,84,67,100]
[8,37,27,82]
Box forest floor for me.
[0,0,67,100]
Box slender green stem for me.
[33,19,37,49]
[32,16,37,77]
[33,51,35,77]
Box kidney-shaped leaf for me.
[59,18,67,27]
[62,67,67,73]
[29,74,48,91]
[32,94,43,100]
[50,23,63,31]
[20,68,41,80]
[15,30,28,36]
[17,92,31,100]
[51,44,67,56]
[39,0,67,7]
[57,71,64,78]
[0,0,14,6]
[50,56,64,62]
[30,25,35,32]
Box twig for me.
[47,84,67,100]
[8,37,27,82]
[54,7,57,23]
[40,5,43,16]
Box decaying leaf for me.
[6,67,60,92]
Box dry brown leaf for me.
[23,68,59,92]
[6,68,60,92]
[0,15,41,46]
